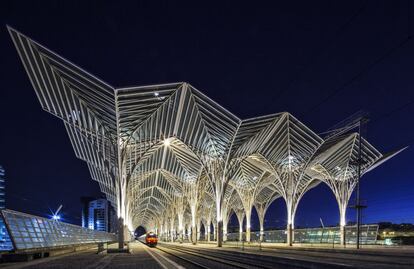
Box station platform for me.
[0,241,413,269]
[0,243,181,269]
[158,241,414,269]
[196,240,414,253]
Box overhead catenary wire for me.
[301,35,412,118]
[301,0,413,118]
[370,99,414,126]
[276,1,368,103]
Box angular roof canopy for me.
[9,26,391,230]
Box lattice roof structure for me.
[9,27,397,247]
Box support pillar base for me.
[118,217,125,250]
[192,226,197,245]
[246,227,251,242]
[217,221,223,247]
[340,225,346,247]
[287,224,293,246]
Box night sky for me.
[0,1,413,230]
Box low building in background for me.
[378,222,414,245]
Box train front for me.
[145,232,158,247]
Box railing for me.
[0,209,117,252]
[226,224,379,245]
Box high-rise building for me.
[0,166,5,209]
[80,196,95,228]
[81,197,115,232]
[88,199,108,231]
[0,166,11,250]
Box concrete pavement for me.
[0,243,181,269]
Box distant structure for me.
[81,197,115,232]
[0,166,11,250]
[88,199,109,231]
[80,196,95,228]
[0,166,5,209]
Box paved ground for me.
[0,243,171,269]
[0,241,413,269]
[220,240,414,252]
[165,241,414,269]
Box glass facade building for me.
[0,166,4,208]
[80,197,95,229]
[0,166,12,251]
[81,198,114,233]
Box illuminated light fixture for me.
[280,155,299,172]
[154,92,159,97]
[71,110,78,121]
[51,204,63,221]
[163,138,171,146]
[185,174,196,184]
[335,166,341,171]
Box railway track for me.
[161,243,414,269]
[156,243,301,269]
[139,240,216,268]
[223,244,414,268]
[156,245,233,269]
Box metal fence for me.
[226,224,379,244]
[0,209,117,251]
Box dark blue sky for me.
[0,0,413,228]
